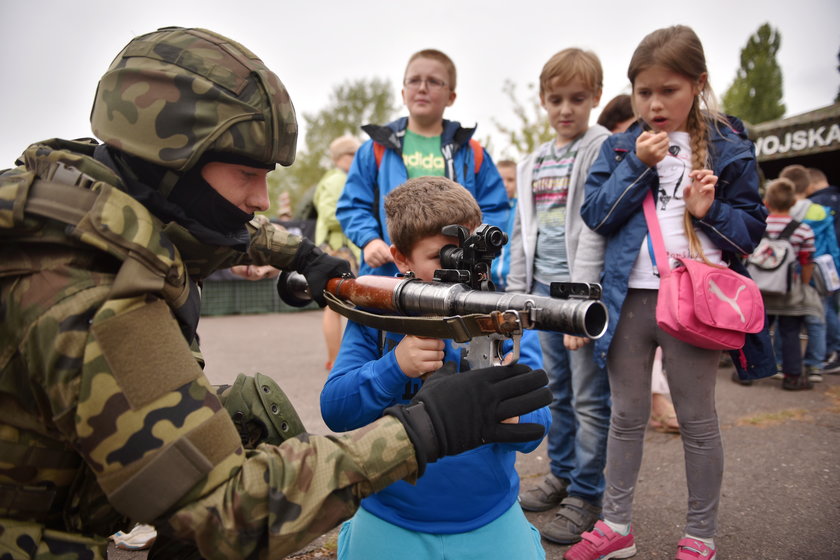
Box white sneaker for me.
[111,523,157,550]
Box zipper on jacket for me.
[696,219,749,255]
[593,167,652,232]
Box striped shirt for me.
[765,214,815,265]
[531,138,580,283]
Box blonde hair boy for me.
[539,48,603,98]
[508,46,611,544]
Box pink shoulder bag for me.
[642,191,764,350]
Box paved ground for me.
[111,309,840,559]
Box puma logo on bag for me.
[708,279,746,323]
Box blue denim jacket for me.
[581,117,775,378]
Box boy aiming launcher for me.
[278,185,608,370]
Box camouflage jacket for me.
[0,140,418,559]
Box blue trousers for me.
[533,281,611,504]
[774,296,836,369]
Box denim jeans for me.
[772,312,830,370]
[803,312,826,368]
[823,292,840,356]
[533,281,611,504]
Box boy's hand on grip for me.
[385,362,551,474]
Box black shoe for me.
[820,357,840,374]
[731,371,753,386]
[519,473,569,512]
[539,496,601,544]
[782,374,813,391]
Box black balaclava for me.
[168,157,254,235]
[94,146,271,250]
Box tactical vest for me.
[0,143,304,558]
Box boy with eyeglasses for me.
[337,49,509,277]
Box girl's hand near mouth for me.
[636,129,669,167]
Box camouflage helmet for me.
[90,27,297,172]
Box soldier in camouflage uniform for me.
[0,27,551,559]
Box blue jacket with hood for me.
[337,117,510,276]
[320,323,549,533]
[581,117,776,379]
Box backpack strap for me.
[469,138,484,174]
[373,141,386,169]
[773,219,801,241]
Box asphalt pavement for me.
[112,309,840,559]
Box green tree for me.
[492,79,554,160]
[265,77,398,218]
[722,23,786,124]
[836,47,840,103]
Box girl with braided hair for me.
[565,25,770,560]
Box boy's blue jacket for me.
[581,117,775,379]
[320,323,548,533]
[337,117,510,277]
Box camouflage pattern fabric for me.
[0,142,419,559]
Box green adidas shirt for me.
[402,130,445,178]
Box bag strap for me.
[773,219,801,241]
[642,190,672,279]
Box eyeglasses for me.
[403,76,448,91]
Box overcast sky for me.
[1,0,837,166]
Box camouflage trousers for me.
[0,518,107,560]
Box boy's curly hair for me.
[385,177,482,255]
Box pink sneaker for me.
[563,520,637,560]
[675,537,716,559]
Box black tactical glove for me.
[293,239,353,306]
[385,362,551,474]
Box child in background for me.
[779,164,840,381]
[314,135,362,371]
[566,26,768,560]
[337,49,509,277]
[506,48,611,545]
[322,177,549,559]
[491,159,519,291]
[596,93,636,134]
[761,177,819,391]
[808,167,840,246]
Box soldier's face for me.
[201,162,271,213]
